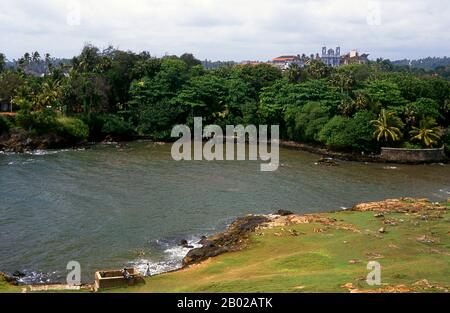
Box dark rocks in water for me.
[183,215,270,267]
[198,236,207,245]
[12,270,26,278]
[317,157,338,166]
[275,209,294,216]
[179,239,194,249]
[0,129,83,153]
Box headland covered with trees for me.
[0,45,449,155]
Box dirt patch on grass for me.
[352,198,448,214]
[342,279,449,293]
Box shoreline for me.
[2,197,449,292]
[1,136,448,165]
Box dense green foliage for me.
[0,45,449,153]
[0,115,12,134]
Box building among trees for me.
[272,55,305,70]
[321,47,341,67]
[340,50,370,65]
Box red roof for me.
[273,55,298,62]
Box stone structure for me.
[381,147,446,163]
[94,268,145,291]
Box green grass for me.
[0,280,22,293]
[111,205,449,293]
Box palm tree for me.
[371,109,403,143]
[409,118,442,147]
[32,51,41,63]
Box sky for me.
[0,0,449,61]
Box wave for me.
[128,237,202,277]
[15,270,60,285]
[25,149,71,156]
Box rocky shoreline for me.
[0,129,87,153]
[1,133,447,164]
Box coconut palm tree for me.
[409,117,443,147]
[371,109,403,143]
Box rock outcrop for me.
[182,215,270,267]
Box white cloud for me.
[0,0,449,61]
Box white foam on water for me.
[26,149,70,156]
[16,270,59,285]
[128,237,202,277]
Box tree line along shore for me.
[0,46,449,155]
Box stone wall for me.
[381,147,446,163]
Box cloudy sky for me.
[1,0,449,61]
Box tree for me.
[45,53,53,73]
[234,63,282,99]
[363,80,407,109]
[32,51,41,63]
[0,53,6,73]
[371,109,404,143]
[180,53,202,68]
[60,71,110,114]
[103,49,142,111]
[284,101,330,142]
[306,59,331,79]
[409,117,443,147]
[72,44,103,73]
[0,71,24,108]
[173,74,227,123]
[404,98,441,126]
[318,111,376,151]
[285,63,307,83]
[35,80,61,111]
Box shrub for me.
[403,141,423,149]
[318,111,376,151]
[16,108,58,135]
[56,117,89,142]
[0,115,12,134]
[83,113,135,140]
[100,114,135,138]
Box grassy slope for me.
[113,201,449,293]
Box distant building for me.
[321,46,341,67]
[0,103,12,112]
[340,50,370,65]
[272,55,305,70]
